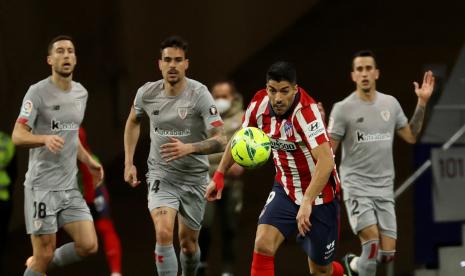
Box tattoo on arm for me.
[192,138,224,154]
[409,105,426,137]
[191,127,226,154]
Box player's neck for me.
[164,78,187,96]
[51,73,73,91]
[355,88,377,102]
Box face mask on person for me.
[215,98,232,114]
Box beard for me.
[55,68,73,78]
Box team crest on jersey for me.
[33,219,42,230]
[177,107,188,120]
[284,121,294,137]
[380,110,390,122]
[75,100,82,111]
[209,105,218,116]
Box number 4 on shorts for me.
[151,180,161,193]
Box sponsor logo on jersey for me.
[356,130,391,143]
[269,138,297,151]
[154,127,191,137]
[284,121,294,137]
[381,110,390,122]
[21,100,33,117]
[51,119,79,131]
[177,107,188,120]
[305,120,325,139]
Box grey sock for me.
[180,247,200,276]
[357,239,379,276]
[23,267,43,276]
[49,242,82,268]
[155,244,178,276]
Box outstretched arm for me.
[397,70,435,144]
[160,126,227,162]
[124,107,142,187]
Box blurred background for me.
[1,0,465,275]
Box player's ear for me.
[351,71,356,82]
[47,55,52,66]
[158,59,162,71]
[185,58,189,70]
[375,69,380,80]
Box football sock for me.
[357,239,379,276]
[49,242,82,268]
[331,261,344,276]
[251,252,274,276]
[96,218,122,273]
[180,247,200,276]
[155,244,178,276]
[23,267,43,276]
[377,249,396,263]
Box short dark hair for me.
[160,35,188,55]
[211,80,238,96]
[352,49,377,69]
[266,61,297,85]
[48,35,74,54]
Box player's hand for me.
[88,159,104,187]
[296,200,313,236]
[414,70,435,106]
[205,171,224,201]
[160,137,194,162]
[317,102,326,122]
[44,135,65,154]
[124,164,141,187]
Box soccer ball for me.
[231,127,271,168]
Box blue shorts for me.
[258,182,339,265]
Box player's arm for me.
[12,122,64,153]
[77,139,104,186]
[124,107,142,187]
[397,70,435,144]
[329,137,341,153]
[191,126,227,154]
[297,142,335,236]
[205,138,236,201]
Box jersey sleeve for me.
[393,98,408,130]
[327,102,346,140]
[241,97,259,128]
[133,85,147,118]
[16,86,41,129]
[294,103,329,150]
[195,86,224,130]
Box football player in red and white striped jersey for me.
[206,62,344,276]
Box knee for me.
[180,236,198,255]
[75,239,98,256]
[35,246,55,265]
[156,227,174,244]
[254,235,276,256]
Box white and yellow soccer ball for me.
[230,127,271,168]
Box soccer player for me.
[12,35,104,276]
[123,36,226,276]
[198,81,245,276]
[327,50,435,276]
[78,127,123,276]
[206,62,344,276]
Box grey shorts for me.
[344,196,397,239]
[147,178,207,231]
[24,187,93,235]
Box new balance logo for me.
[356,117,364,123]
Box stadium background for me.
[1,0,464,275]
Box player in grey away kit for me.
[12,35,104,276]
[124,36,227,276]
[326,50,435,276]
